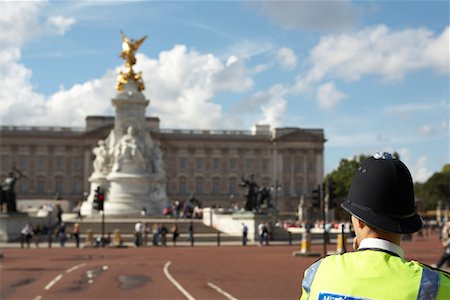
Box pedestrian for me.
[263,222,269,246]
[160,224,168,247]
[56,222,66,247]
[134,221,143,247]
[242,223,248,246]
[72,223,80,248]
[188,221,194,246]
[258,222,264,246]
[20,223,34,248]
[152,223,160,246]
[56,204,63,224]
[171,224,179,246]
[300,152,450,299]
[33,224,41,248]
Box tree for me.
[415,164,450,211]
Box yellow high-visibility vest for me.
[300,249,450,300]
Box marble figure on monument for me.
[112,126,146,172]
[93,140,110,174]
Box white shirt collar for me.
[358,238,404,259]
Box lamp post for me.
[271,180,281,210]
[46,204,53,248]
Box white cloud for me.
[2,41,255,129]
[258,84,288,127]
[418,124,436,136]
[309,25,450,82]
[253,0,359,31]
[0,1,78,126]
[0,1,45,48]
[45,16,76,35]
[0,1,75,49]
[276,47,298,70]
[316,82,347,110]
[0,2,255,129]
[288,25,449,111]
[234,84,288,127]
[395,149,432,182]
[411,156,432,183]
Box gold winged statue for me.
[117,31,147,92]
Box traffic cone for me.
[113,229,122,247]
[301,231,311,253]
[85,229,94,247]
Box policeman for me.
[300,152,450,299]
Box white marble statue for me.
[93,140,109,174]
[113,126,145,172]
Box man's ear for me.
[354,218,366,230]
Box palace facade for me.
[0,116,325,212]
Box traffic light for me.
[93,187,105,211]
[312,184,321,208]
[327,180,336,210]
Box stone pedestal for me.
[0,212,48,242]
[105,172,167,216]
[203,208,275,241]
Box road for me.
[0,235,445,300]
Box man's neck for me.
[358,237,404,258]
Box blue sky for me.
[1,0,449,182]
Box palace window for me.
[73,158,82,171]
[294,156,303,173]
[55,157,65,171]
[179,157,187,171]
[212,158,221,171]
[195,177,204,194]
[196,158,204,171]
[18,156,28,171]
[73,178,82,194]
[262,159,270,173]
[36,157,45,172]
[283,157,291,172]
[245,158,253,172]
[36,176,45,193]
[19,179,28,193]
[228,177,238,194]
[212,177,220,194]
[179,178,187,195]
[55,176,64,193]
[229,158,237,171]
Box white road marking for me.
[32,296,42,300]
[163,261,196,300]
[207,282,238,300]
[44,263,87,291]
[44,274,63,290]
[66,263,86,273]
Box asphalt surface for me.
[0,235,447,300]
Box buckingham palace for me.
[0,118,325,213]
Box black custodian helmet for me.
[341,152,423,234]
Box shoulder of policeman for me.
[418,262,450,280]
